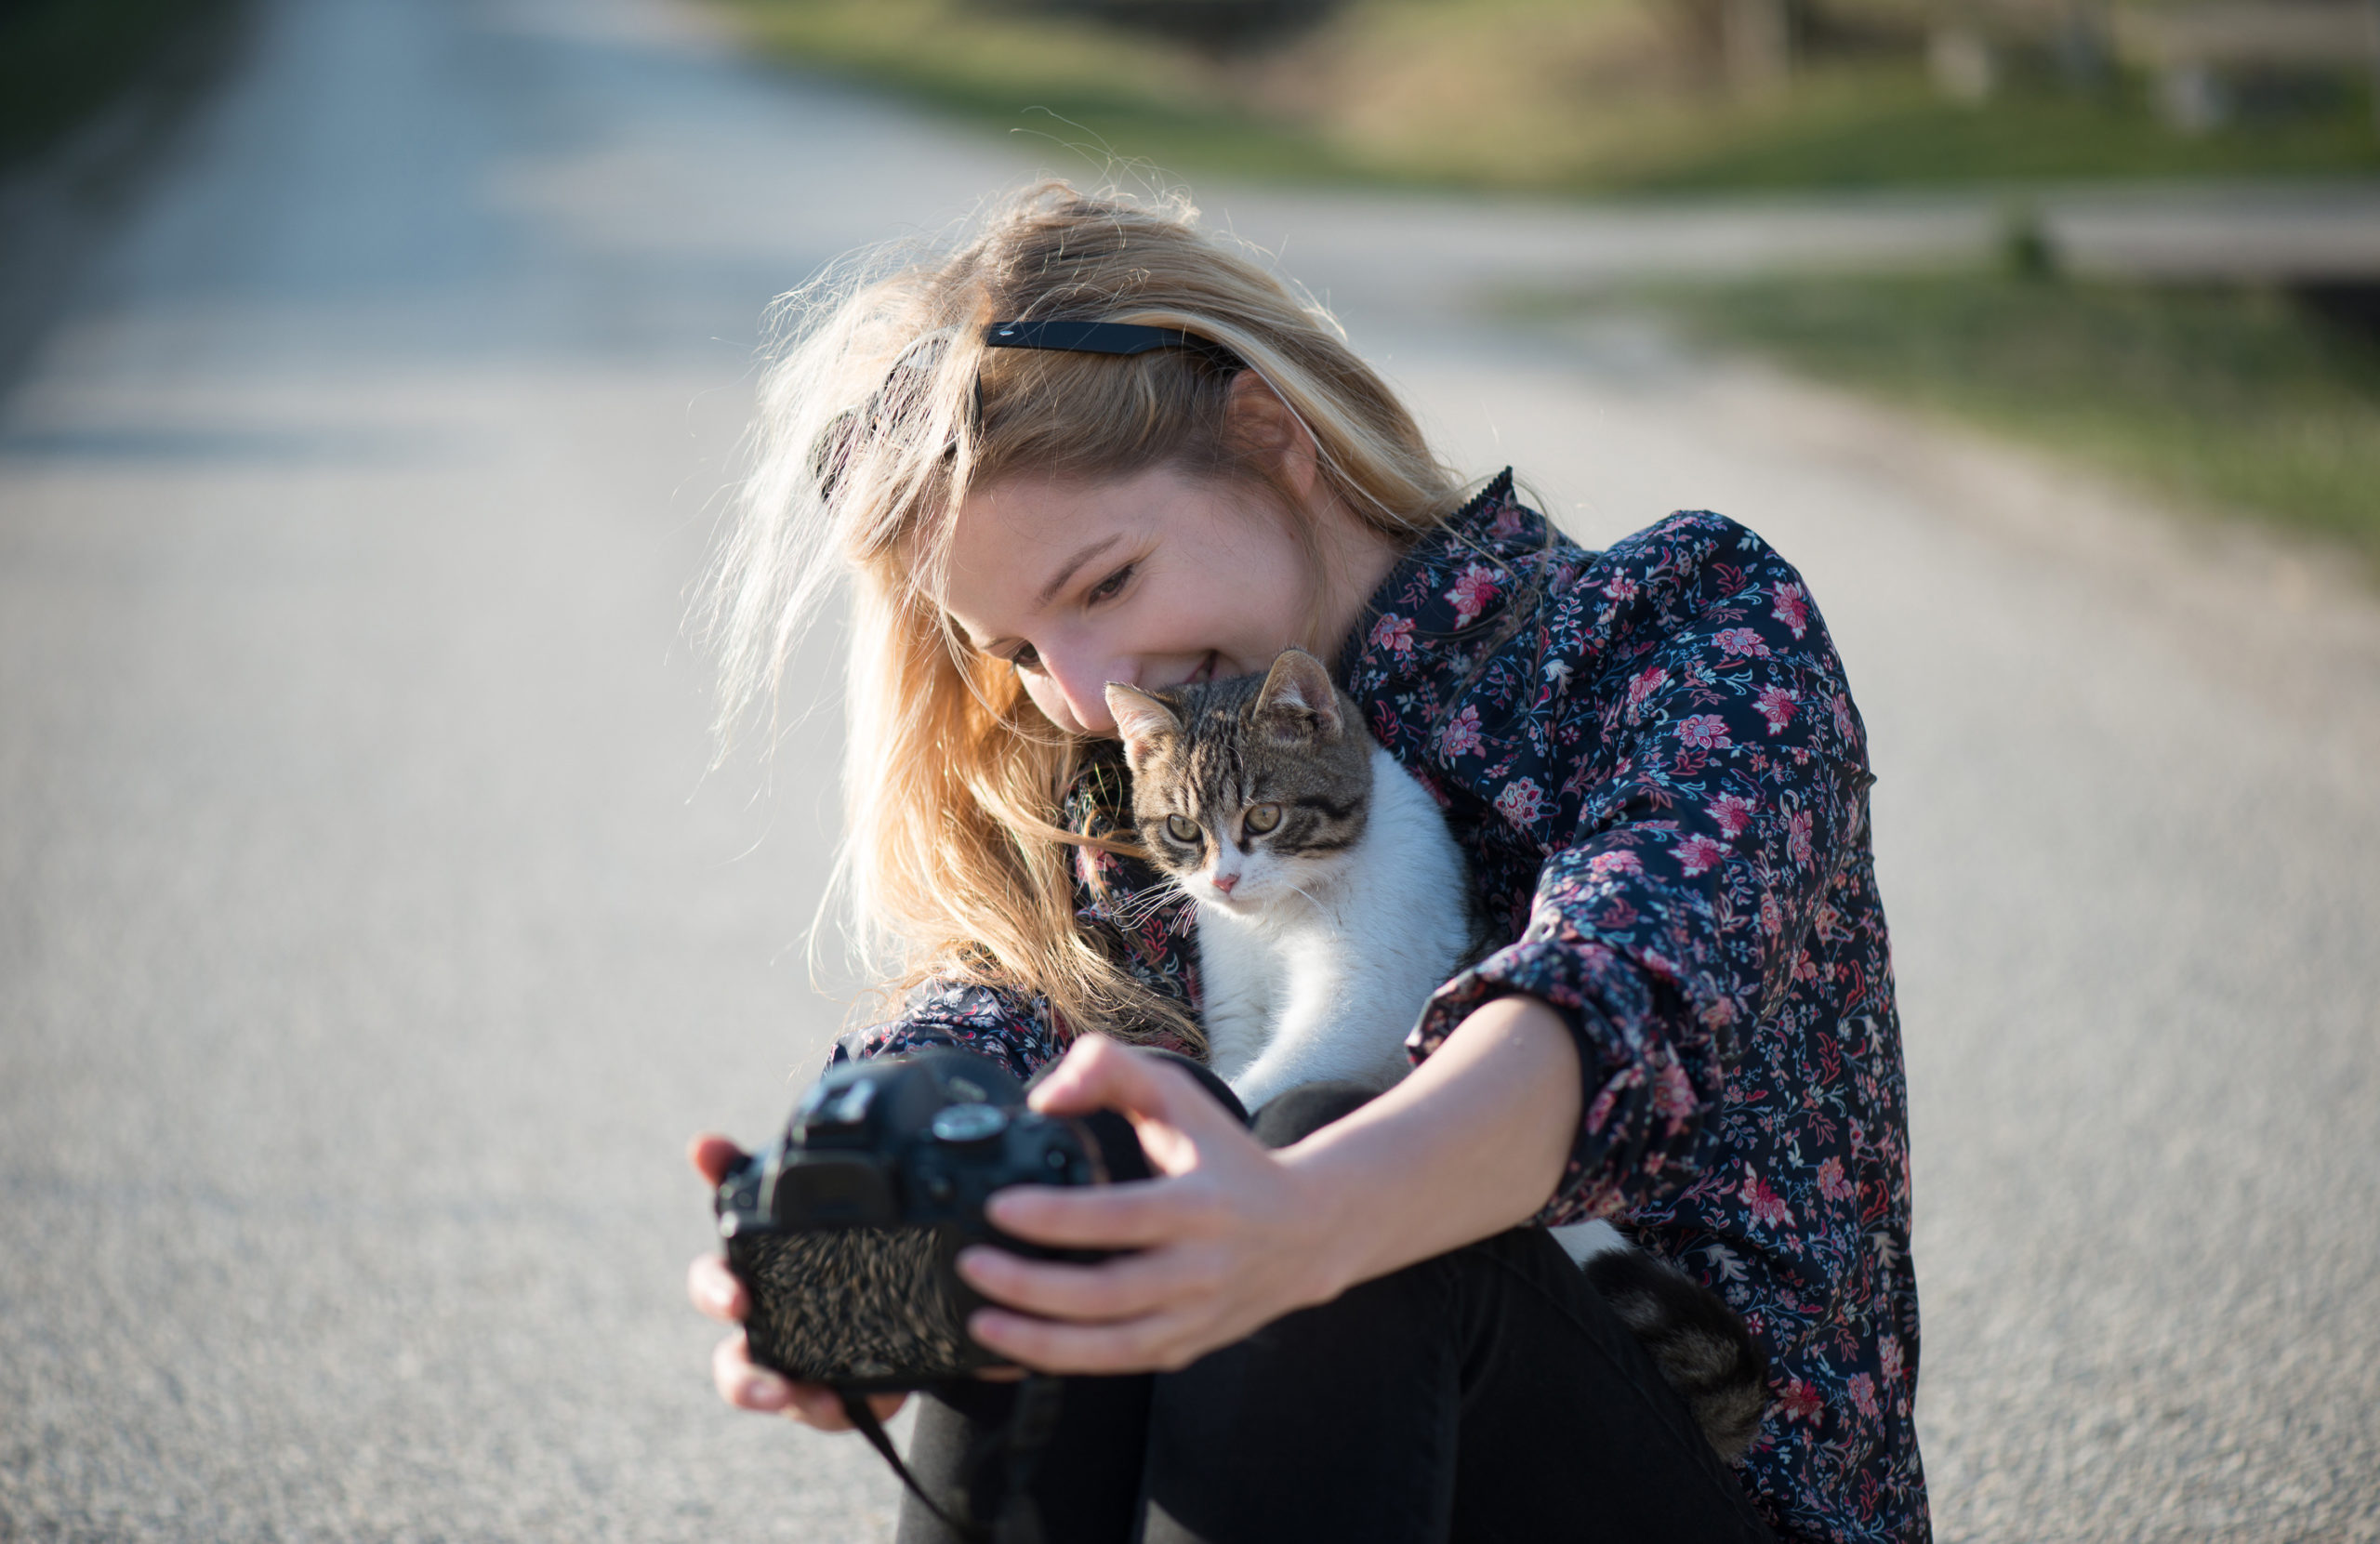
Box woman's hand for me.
[954,1036,1350,1375]
[960,998,1582,1376]
[684,1135,908,1432]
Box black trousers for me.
[896,1066,1775,1544]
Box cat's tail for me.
[1583,1247,1771,1463]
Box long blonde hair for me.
[707,181,1468,1045]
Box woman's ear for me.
[1223,372,1320,505]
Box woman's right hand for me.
[686,1133,908,1432]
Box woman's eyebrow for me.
[1034,534,1123,609]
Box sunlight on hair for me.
[701,179,1475,1044]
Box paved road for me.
[3,1,2377,1540]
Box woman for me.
[686,183,1928,1543]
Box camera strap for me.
[840,1375,1064,1544]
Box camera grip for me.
[729,1222,1008,1391]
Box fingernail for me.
[743,1376,788,1411]
[704,1275,736,1313]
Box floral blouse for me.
[832,474,1929,1544]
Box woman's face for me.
[940,465,1331,738]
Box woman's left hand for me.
[954,1036,1346,1376]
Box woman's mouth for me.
[1187,651,1219,686]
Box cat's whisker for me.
[1110,881,1192,929]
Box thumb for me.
[1026,1036,1236,1173]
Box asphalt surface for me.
[3,1,2377,1540]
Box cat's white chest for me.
[1197,744,1473,1113]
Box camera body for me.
[714,1049,1109,1390]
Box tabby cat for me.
[1105,648,1770,1461]
[1106,648,1472,1115]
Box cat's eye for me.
[1244,803,1282,836]
[1164,813,1201,844]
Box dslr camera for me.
[713,1049,1114,1391]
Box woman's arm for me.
[954,996,1580,1376]
[1402,514,1875,1232]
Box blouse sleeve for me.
[1410,514,1873,1227]
[829,979,1060,1085]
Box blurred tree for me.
[993,0,1343,54]
[1658,0,1804,89]
[2056,0,2112,87]
[0,0,234,166]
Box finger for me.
[688,1133,746,1185]
[957,1242,1205,1321]
[777,1381,902,1431]
[983,1175,1206,1248]
[711,1332,795,1413]
[1026,1036,1202,1126]
[969,1303,1203,1377]
[711,1334,876,1431]
[687,1253,748,1323]
[1025,1040,1242,1172]
[785,1381,860,1430]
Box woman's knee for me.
[1249,1080,1377,1149]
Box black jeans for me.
[896,1065,1775,1544]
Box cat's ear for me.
[1105,682,1182,761]
[1255,649,1343,739]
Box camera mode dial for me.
[928,1102,1010,1147]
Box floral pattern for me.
[832,473,1927,1543]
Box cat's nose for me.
[1211,873,1237,895]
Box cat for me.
[1105,647,1770,1462]
[1105,647,1473,1115]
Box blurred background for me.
[2,0,2375,1541]
[708,0,2380,563]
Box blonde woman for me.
[685,183,1927,1544]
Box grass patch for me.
[1633,271,2380,564]
[712,0,1371,180]
[1625,73,2380,191]
[707,0,2380,191]
[0,0,234,168]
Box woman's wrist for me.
[1270,1142,1378,1311]
[1271,995,1583,1299]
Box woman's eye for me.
[1244,803,1282,836]
[1164,813,1201,844]
[1086,563,1135,604]
[1007,642,1041,673]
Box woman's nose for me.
[1041,649,1127,737]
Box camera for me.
[713,1049,1113,1390]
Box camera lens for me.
[929,1103,1010,1145]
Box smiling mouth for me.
[1187,651,1219,687]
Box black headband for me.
[983,319,1238,368]
[818,322,1242,503]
